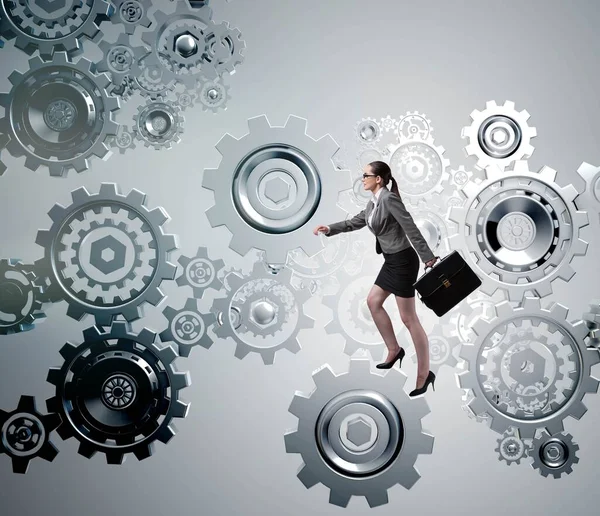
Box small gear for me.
[109,0,152,34]
[0,52,120,177]
[379,115,397,133]
[200,21,245,77]
[211,259,313,364]
[198,78,230,112]
[397,111,433,142]
[202,115,349,265]
[34,183,178,327]
[0,0,111,58]
[531,431,579,478]
[133,54,177,99]
[173,90,198,111]
[495,428,530,465]
[285,357,434,507]
[0,259,46,335]
[159,297,216,357]
[176,246,224,298]
[109,124,136,154]
[355,117,382,146]
[133,99,184,150]
[448,161,589,302]
[462,100,537,171]
[96,33,147,89]
[46,322,190,464]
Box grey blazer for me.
[326,187,435,263]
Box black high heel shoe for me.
[409,371,435,397]
[375,347,405,369]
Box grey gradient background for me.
[1,0,600,514]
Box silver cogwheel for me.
[46,322,190,464]
[96,33,147,89]
[202,115,349,265]
[200,21,245,77]
[397,111,433,142]
[173,90,198,111]
[0,52,120,177]
[574,162,600,224]
[409,322,460,374]
[159,297,216,357]
[0,0,111,58]
[109,0,152,35]
[462,100,537,171]
[379,115,398,133]
[531,430,579,478]
[133,99,184,150]
[0,395,60,474]
[284,357,434,508]
[176,246,224,298]
[457,297,600,439]
[34,183,178,327]
[355,117,382,146]
[495,428,530,465]
[387,137,451,203]
[109,124,136,154]
[133,53,177,99]
[211,259,314,364]
[0,259,46,335]
[449,161,588,302]
[198,78,230,112]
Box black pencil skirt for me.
[374,246,420,298]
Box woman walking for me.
[313,161,438,396]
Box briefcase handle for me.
[424,255,441,272]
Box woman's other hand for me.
[313,225,330,236]
[425,257,438,268]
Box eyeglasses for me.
[362,174,377,179]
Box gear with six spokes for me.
[531,431,579,478]
[109,0,152,34]
[176,246,224,298]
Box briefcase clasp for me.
[442,279,451,288]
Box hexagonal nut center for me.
[264,176,292,205]
[346,415,374,448]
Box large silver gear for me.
[458,297,600,439]
[211,259,313,365]
[530,430,579,478]
[0,395,59,474]
[448,161,589,302]
[46,322,190,464]
[495,428,530,465]
[462,100,537,171]
[133,98,184,150]
[176,246,224,298]
[0,0,111,57]
[0,52,120,177]
[109,0,152,34]
[202,115,349,265]
[159,297,216,357]
[34,183,178,327]
[0,259,46,335]
[574,161,600,224]
[95,33,147,89]
[284,357,434,507]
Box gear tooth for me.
[297,464,319,489]
[157,343,177,365]
[233,344,251,359]
[329,489,352,508]
[283,430,301,453]
[133,445,152,461]
[214,133,237,156]
[538,165,557,183]
[105,450,125,465]
[156,425,176,444]
[228,236,253,257]
[312,364,336,387]
[125,188,147,207]
[143,288,165,306]
[58,341,80,362]
[38,442,59,463]
[288,394,311,418]
[549,303,569,321]
[171,400,189,419]
[78,442,98,459]
[247,115,271,132]
[261,350,276,365]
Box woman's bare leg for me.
[396,295,430,387]
[367,285,401,361]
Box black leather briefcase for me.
[412,250,482,317]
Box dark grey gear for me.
[0,0,111,57]
[0,52,120,177]
[159,297,216,357]
[285,357,434,507]
[0,395,59,474]
[109,0,152,34]
[95,33,147,89]
[176,246,224,298]
[133,98,184,150]
[46,322,190,464]
[531,431,579,478]
[34,183,178,327]
[0,259,46,335]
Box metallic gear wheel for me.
[202,115,349,265]
[96,33,147,89]
[133,54,177,99]
[176,246,224,298]
[200,21,245,77]
[574,161,600,224]
[109,0,152,34]
[284,357,434,507]
[462,100,537,171]
[530,431,579,478]
[495,428,530,465]
[109,124,136,154]
[397,111,433,142]
[46,322,190,464]
[379,115,397,133]
[159,297,216,357]
[458,297,600,439]
[0,395,59,474]
[0,259,46,335]
[355,117,382,146]
[133,99,184,150]
[198,78,230,112]
[448,161,589,302]
[387,137,451,203]
[0,52,120,177]
[173,90,198,111]
[34,183,178,326]
[0,0,111,58]
[211,259,314,364]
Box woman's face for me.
[362,164,380,192]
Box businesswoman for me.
[313,161,438,396]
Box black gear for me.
[46,322,190,464]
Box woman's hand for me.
[425,257,438,268]
[313,225,330,236]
